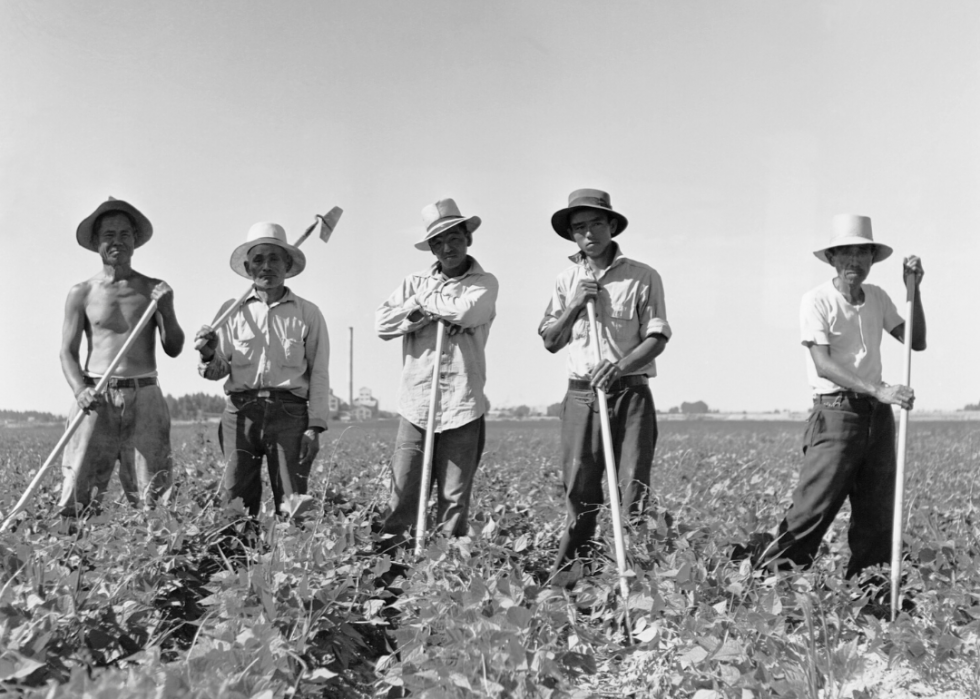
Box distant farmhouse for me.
[334,387,383,422]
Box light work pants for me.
[60,384,172,515]
[381,415,486,549]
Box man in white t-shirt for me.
[751,214,926,578]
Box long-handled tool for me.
[890,273,916,620]
[414,319,447,557]
[586,299,634,644]
[194,207,343,519]
[0,300,160,533]
[194,207,343,344]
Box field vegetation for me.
[0,419,978,698]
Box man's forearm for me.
[911,292,926,350]
[812,354,887,398]
[541,305,582,353]
[617,334,668,374]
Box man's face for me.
[244,243,291,291]
[427,225,470,272]
[828,244,876,286]
[96,213,136,266]
[569,210,617,259]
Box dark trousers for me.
[766,394,896,578]
[381,415,486,549]
[218,392,310,516]
[553,384,657,574]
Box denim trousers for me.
[553,384,657,574]
[218,392,310,516]
[381,415,486,548]
[60,384,172,515]
[767,393,896,577]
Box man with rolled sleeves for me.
[60,198,185,515]
[196,223,330,516]
[753,215,926,578]
[539,188,671,579]
[375,198,498,550]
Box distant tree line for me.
[543,400,712,416]
[0,409,63,423]
[165,393,226,421]
[964,401,980,411]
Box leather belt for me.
[813,391,878,406]
[83,376,158,389]
[568,374,648,393]
[234,388,306,403]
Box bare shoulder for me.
[131,271,163,293]
[65,279,94,307]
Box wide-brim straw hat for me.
[76,197,153,252]
[230,222,307,279]
[414,198,481,251]
[551,188,628,240]
[814,214,893,264]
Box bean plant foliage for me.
[0,419,978,698]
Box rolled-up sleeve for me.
[304,305,331,430]
[639,270,672,340]
[537,279,567,337]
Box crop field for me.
[0,418,978,698]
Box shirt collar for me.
[429,255,485,280]
[569,242,626,270]
[244,286,296,307]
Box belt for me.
[83,376,158,389]
[814,391,878,407]
[568,374,648,393]
[233,388,307,403]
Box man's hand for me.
[569,279,600,313]
[299,428,320,466]
[446,322,474,337]
[590,359,623,391]
[194,325,218,359]
[874,383,915,410]
[75,386,102,412]
[151,281,175,313]
[903,255,924,287]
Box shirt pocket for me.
[281,337,305,368]
[230,325,258,367]
[607,302,636,343]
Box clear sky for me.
[2,0,978,416]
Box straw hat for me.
[76,197,153,252]
[551,188,628,240]
[229,222,307,279]
[814,214,893,264]
[414,198,481,251]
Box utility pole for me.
[349,326,354,412]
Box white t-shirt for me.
[800,279,903,395]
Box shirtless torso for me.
[60,213,184,408]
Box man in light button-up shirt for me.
[376,198,498,550]
[539,189,671,581]
[196,222,330,516]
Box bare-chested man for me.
[59,198,185,515]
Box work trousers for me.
[381,415,486,549]
[767,393,896,578]
[219,392,311,516]
[60,384,172,515]
[552,383,657,574]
